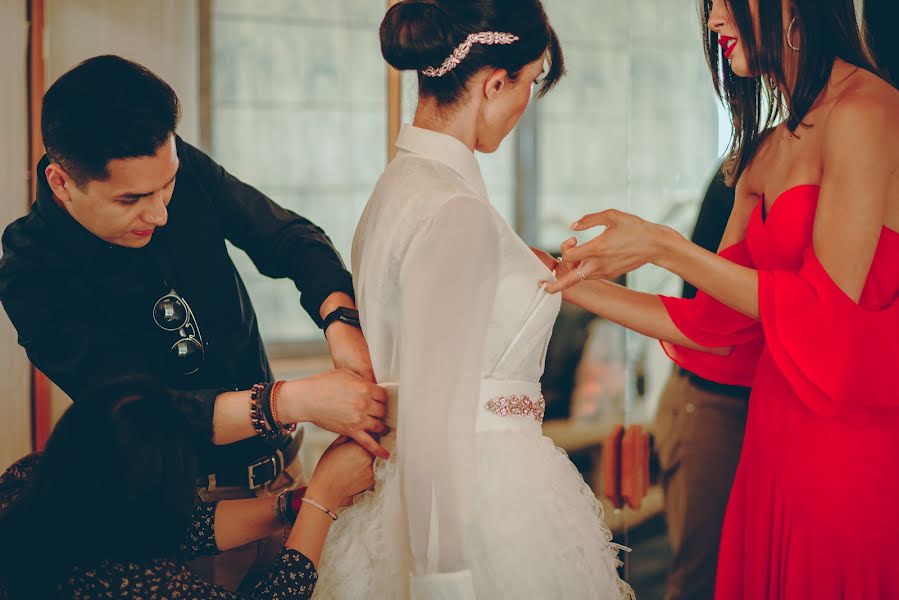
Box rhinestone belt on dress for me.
[485,395,546,423]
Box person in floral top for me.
[0,376,374,599]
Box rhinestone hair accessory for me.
[422,31,521,78]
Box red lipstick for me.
[132,229,155,238]
[718,35,738,59]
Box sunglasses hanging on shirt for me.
[150,242,205,375]
[153,288,205,375]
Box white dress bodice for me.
[352,128,560,391]
[315,125,633,600]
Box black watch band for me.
[322,307,361,332]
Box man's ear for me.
[45,163,76,203]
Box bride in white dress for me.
[314,1,633,598]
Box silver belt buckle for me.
[247,448,284,490]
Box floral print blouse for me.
[0,454,317,599]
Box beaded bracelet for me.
[250,382,280,441]
[249,383,267,438]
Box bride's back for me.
[322,125,630,600]
[351,125,560,389]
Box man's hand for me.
[326,322,376,383]
[320,292,375,382]
[280,369,390,459]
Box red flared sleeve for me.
[758,247,899,415]
[660,241,764,387]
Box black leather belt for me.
[200,433,302,490]
[678,367,751,401]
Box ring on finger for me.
[576,267,587,281]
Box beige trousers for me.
[654,370,748,600]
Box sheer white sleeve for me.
[397,195,500,599]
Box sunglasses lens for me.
[171,337,204,375]
[154,296,189,331]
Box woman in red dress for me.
[539,0,899,597]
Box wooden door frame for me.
[387,0,401,160]
[27,0,52,451]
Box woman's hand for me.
[545,210,676,294]
[533,245,584,302]
[308,438,376,508]
[286,439,376,566]
[529,247,558,273]
[280,370,390,459]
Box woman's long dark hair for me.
[702,0,878,184]
[0,376,199,598]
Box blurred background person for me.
[653,165,750,600]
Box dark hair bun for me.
[380,0,565,105]
[380,1,456,72]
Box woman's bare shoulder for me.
[829,69,899,131]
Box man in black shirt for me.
[865,0,897,87]
[0,56,387,589]
[653,167,751,600]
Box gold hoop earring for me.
[787,17,800,52]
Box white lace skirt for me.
[312,429,634,600]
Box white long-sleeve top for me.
[351,125,561,599]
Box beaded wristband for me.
[250,383,267,438]
[250,382,279,441]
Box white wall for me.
[0,1,33,470]
[41,0,202,422]
[45,0,201,144]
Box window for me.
[537,0,721,424]
[209,0,387,345]
[208,0,722,382]
[538,0,720,293]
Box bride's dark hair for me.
[380,0,565,105]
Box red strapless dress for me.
[661,185,899,599]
